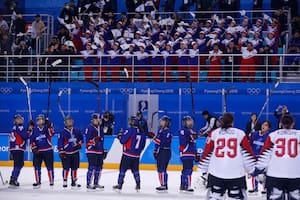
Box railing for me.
[0,54,299,83]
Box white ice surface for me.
[0,167,265,200]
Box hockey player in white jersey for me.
[256,115,300,200]
[198,113,256,200]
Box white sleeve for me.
[203,118,216,134]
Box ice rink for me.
[0,166,266,200]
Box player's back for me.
[208,127,255,179]
[258,129,300,178]
[121,127,146,157]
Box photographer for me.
[101,111,115,135]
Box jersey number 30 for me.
[275,138,298,158]
[215,138,237,158]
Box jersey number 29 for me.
[215,138,237,158]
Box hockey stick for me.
[255,80,280,125]
[222,87,235,114]
[58,90,66,119]
[89,80,100,114]
[47,59,62,118]
[20,77,32,120]
[122,68,130,128]
[0,171,8,185]
[186,73,195,119]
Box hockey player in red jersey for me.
[198,113,256,200]
[256,115,300,200]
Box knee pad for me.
[206,187,225,200]
[269,187,284,200]
[289,189,300,200]
[96,166,102,171]
[227,187,246,200]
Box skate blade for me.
[156,190,168,193]
[8,185,19,189]
[136,189,141,193]
[113,188,122,193]
[71,186,81,190]
[33,185,41,189]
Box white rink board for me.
[0,167,265,200]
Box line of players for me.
[8,112,300,199]
[8,112,198,193]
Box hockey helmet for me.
[64,115,74,128]
[129,116,139,127]
[36,114,45,126]
[14,114,24,125]
[182,116,194,128]
[159,115,171,128]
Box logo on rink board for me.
[246,88,261,95]
[0,87,13,94]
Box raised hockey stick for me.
[58,90,66,119]
[122,68,130,128]
[222,87,235,114]
[20,77,32,120]
[47,59,62,118]
[0,171,8,185]
[255,80,280,125]
[89,80,100,114]
[186,73,195,119]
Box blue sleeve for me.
[85,127,93,143]
[179,129,187,147]
[160,130,171,147]
[57,131,64,151]
[120,129,132,144]
[17,126,29,140]
[76,129,84,144]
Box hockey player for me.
[153,116,172,192]
[58,116,83,188]
[85,113,107,190]
[113,116,146,192]
[8,114,32,188]
[198,113,256,200]
[248,120,271,194]
[256,115,300,200]
[179,116,198,192]
[30,114,55,188]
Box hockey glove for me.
[117,130,123,140]
[94,136,101,144]
[59,152,66,159]
[148,132,155,139]
[32,147,39,154]
[103,149,108,160]
[73,143,82,151]
[153,151,158,160]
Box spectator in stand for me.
[60,3,76,24]
[284,44,300,74]
[240,42,257,82]
[81,42,96,81]
[0,14,9,31]
[175,41,189,82]
[14,14,26,36]
[13,41,30,78]
[245,113,261,138]
[208,43,222,82]
[195,0,214,20]
[258,45,275,82]
[163,0,175,15]
[288,30,300,49]
[31,14,46,52]
[274,105,290,129]
[224,41,240,82]
[188,41,199,82]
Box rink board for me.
[0,136,206,170]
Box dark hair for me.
[263,120,272,128]
[251,113,257,117]
[281,114,294,129]
[220,113,234,129]
[202,110,209,115]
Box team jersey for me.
[9,125,29,151]
[154,128,172,152]
[250,131,270,156]
[199,127,256,179]
[256,129,300,179]
[30,126,55,152]
[58,128,84,154]
[179,127,197,160]
[85,124,104,154]
[119,127,146,158]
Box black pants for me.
[33,151,54,170]
[11,151,24,168]
[157,149,171,172]
[207,174,247,200]
[266,176,300,200]
[118,155,140,185]
[61,152,80,170]
[87,153,104,168]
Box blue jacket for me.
[58,128,84,154]
[85,124,105,154]
[179,127,197,160]
[154,128,172,152]
[30,126,55,152]
[9,125,29,151]
[250,130,270,156]
[119,127,146,158]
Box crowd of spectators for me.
[0,0,299,82]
